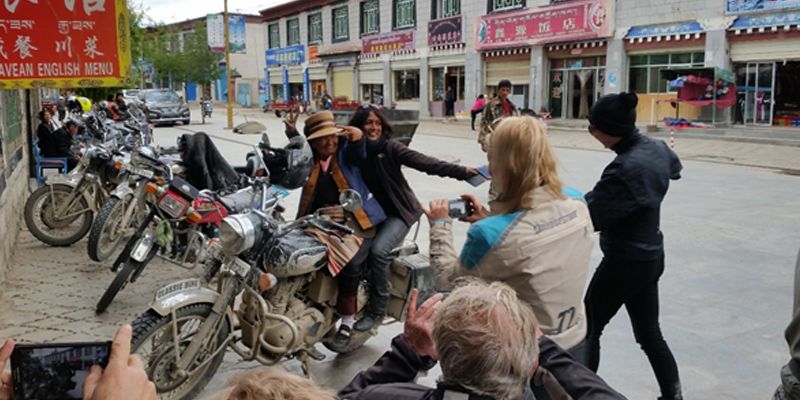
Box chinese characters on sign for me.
[428,16,462,46]
[265,45,305,66]
[475,0,612,50]
[0,0,131,88]
[207,14,246,54]
[362,30,414,55]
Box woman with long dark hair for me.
[347,106,477,331]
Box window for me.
[268,23,280,48]
[287,18,300,45]
[394,0,416,29]
[488,0,524,13]
[308,13,322,43]
[628,52,705,94]
[431,67,464,101]
[361,0,380,35]
[394,70,420,100]
[333,6,349,42]
[432,0,460,19]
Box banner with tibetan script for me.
[475,0,613,50]
[429,16,462,46]
[362,30,414,55]
[0,0,132,89]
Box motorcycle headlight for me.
[219,213,262,255]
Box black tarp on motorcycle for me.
[179,132,244,191]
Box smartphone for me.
[448,199,473,219]
[11,341,112,400]
[466,165,491,187]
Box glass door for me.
[744,62,775,125]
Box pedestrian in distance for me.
[583,92,684,400]
[470,94,486,131]
[444,86,456,118]
[479,80,518,152]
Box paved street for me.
[1,108,799,399]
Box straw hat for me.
[304,111,341,141]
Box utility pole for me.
[224,0,233,129]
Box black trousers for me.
[337,238,372,315]
[584,254,681,399]
[471,110,481,130]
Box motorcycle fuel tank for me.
[263,230,327,278]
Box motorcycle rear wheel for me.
[24,183,93,246]
[131,304,230,400]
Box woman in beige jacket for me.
[424,116,594,360]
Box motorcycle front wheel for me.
[24,183,93,246]
[87,196,129,262]
[96,245,157,313]
[132,304,230,400]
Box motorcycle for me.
[94,172,267,313]
[128,184,436,399]
[201,99,213,124]
[86,146,172,262]
[24,112,148,247]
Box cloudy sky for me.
[138,0,291,24]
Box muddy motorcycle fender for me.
[110,176,135,199]
[148,279,221,316]
[43,173,95,208]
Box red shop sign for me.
[475,0,613,50]
[362,30,414,55]
[0,0,132,89]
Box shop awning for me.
[626,21,704,43]
[545,40,606,51]
[729,12,800,35]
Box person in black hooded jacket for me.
[583,92,683,400]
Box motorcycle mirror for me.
[339,189,362,213]
[260,132,270,148]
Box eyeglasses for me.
[358,103,379,110]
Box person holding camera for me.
[423,116,594,362]
[345,106,478,332]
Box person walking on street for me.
[583,92,683,400]
[479,80,518,152]
[444,86,456,118]
[470,94,486,131]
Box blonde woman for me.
[423,116,594,360]
[204,367,336,400]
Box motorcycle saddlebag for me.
[386,252,438,321]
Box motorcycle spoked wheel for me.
[95,245,157,314]
[131,304,230,400]
[87,196,131,262]
[24,183,93,246]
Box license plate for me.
[130,167,154,179]
[154,279,202,301]
[158,194,186,218]
[131,233,154,262]
[226,257,251,278]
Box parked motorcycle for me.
[94,173,265,313]
[128,187,436,399]
[86,146,172,262]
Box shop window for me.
[287,18,300,46]
[394,0,416,29]
[333,6,349,42]
[431,67,465,101]
[361,0,380,35]
[432,0,460,19]
[395,70,420,100]
[308,13,323,43]
[488,0,525,13]
[362,84,384,104]
[268,23,280,49]
[627,52,705,94]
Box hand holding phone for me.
[1,339,13,400]
[448,199,474,219]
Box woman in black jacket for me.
[348,106,477,331]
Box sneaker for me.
[353,313,382,332]
[333,325,352,348]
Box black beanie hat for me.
[588,92,639,137]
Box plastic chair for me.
[32,139,68,185]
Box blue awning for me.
[730,12,800,34]
[626,21,704,43]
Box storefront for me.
[475,0,614,116]
[265,44,306,102]
[362,30,417,107]
[623,21,707,124]
[728,12,800,127]
[429,16,466,116]
[316,45,360,100]
[483,49,531,109]
[546,41,607,119]
[358,58,385,104]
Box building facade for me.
[259,0,800,127]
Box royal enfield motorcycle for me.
[128,187,436,400]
